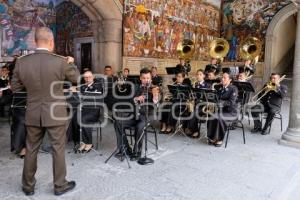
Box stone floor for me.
[1,99,300,200]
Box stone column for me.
[280,8,300,148]
[101,19,123,72]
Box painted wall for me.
[55,1,93,56]
[221,0,292,62]
[0,0,56,56]
[123,0,221,61]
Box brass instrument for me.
[251,75,286,103]
[202,102,217,115]
[239,37,262,80]
[177,39,195,62]
[209,38,230,62]
[116,70,127,93]
[211,82,222,91]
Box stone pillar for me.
[280,9,300,148]
[101,19,123,72]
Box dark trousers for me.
[70,108,100,145]
[0,94,12,117]
[11,108,27,153]
[207,112,237,142]
[22,125,68,192]
[251,104,278,131]
[114,114,148,154]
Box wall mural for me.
[123,0,221,61]
[221,0,292,62]
[55,1,93,56]
[0,0,56,57]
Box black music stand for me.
[167,84,191,138]
[105,108,131,169]
[10,92,27,135]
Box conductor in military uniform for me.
[11,27,79,196]
[251,73,287,135]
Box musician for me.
[251,73,287,135]
[207,72,238,147]
[160,71,190,133]
[206,69,218,81]
[123,68,130,80]
[151,66,163,86]
[114,68,159,161]
[73,71,103,152]
[205,58,221,75]
[104,65,117,111]
[186,69,210,138]
[237,71,247,82]
[0,65,12,117]
[239,59,255,79]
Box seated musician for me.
[251,73,287,135]
[114,68,159,160]
[104,65,118,111]
[239,59,255,79]
[123,67,130,80]
[206,70,218,81]
[0,65,12,117]
[186,69,210,138]
[207,72,238,147]
[151,66,163,86]
[237,71,247,82]
[160,71,190,134]
[74,71,103,153]
[205,58,221,75]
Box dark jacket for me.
[259,84,287,110]
[217,84,238,115]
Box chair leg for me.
[241,122,245,144]
[129,129,133,145]
[96,128,99,150]
[154,130,158,150]
[225,128,230,148]
[280,114,283,131]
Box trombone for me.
[251,75,286,103]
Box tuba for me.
[239,37,262,80]
[209,38,230,62]
[177,39,195,74]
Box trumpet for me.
[251,75,286,103]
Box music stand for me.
[165,67,178,75]
[167,84,191,138]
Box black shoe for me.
[130,152,141,161]
[251,127,262,133]
[54,181,76,196]
[261,130,268,135]
[22,188,34,196]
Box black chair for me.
[224,119,246,148]
[260,111,283,134]
[124,124,159,150]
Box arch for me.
[66,0,123,72]
[264,3,298,81]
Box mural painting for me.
[221,0,292,61]
[0,0,56,57]
[123,0,221,61]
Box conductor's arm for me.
[63,58,80,84]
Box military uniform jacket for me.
[11,50,79,127]
[217,84,238,115]
[259,84,287,110]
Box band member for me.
[176,58,191,75]
[186,69,210,138]
[206,69,218,81]
[251,73,287,135]
[237,71,247,82]
[104,65,117,111]
[239,59,255,79]
[160,71,190,133]
[11,27,79,196]
[73,71,103,152]
[0,65,12,117]
[114,68,159,161]
[123,68,130,80]
[151,66,163,86]
[207,72,238,147]
[205,58,221,75]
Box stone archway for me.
[264,3,298,82]
[69,0,123,73]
